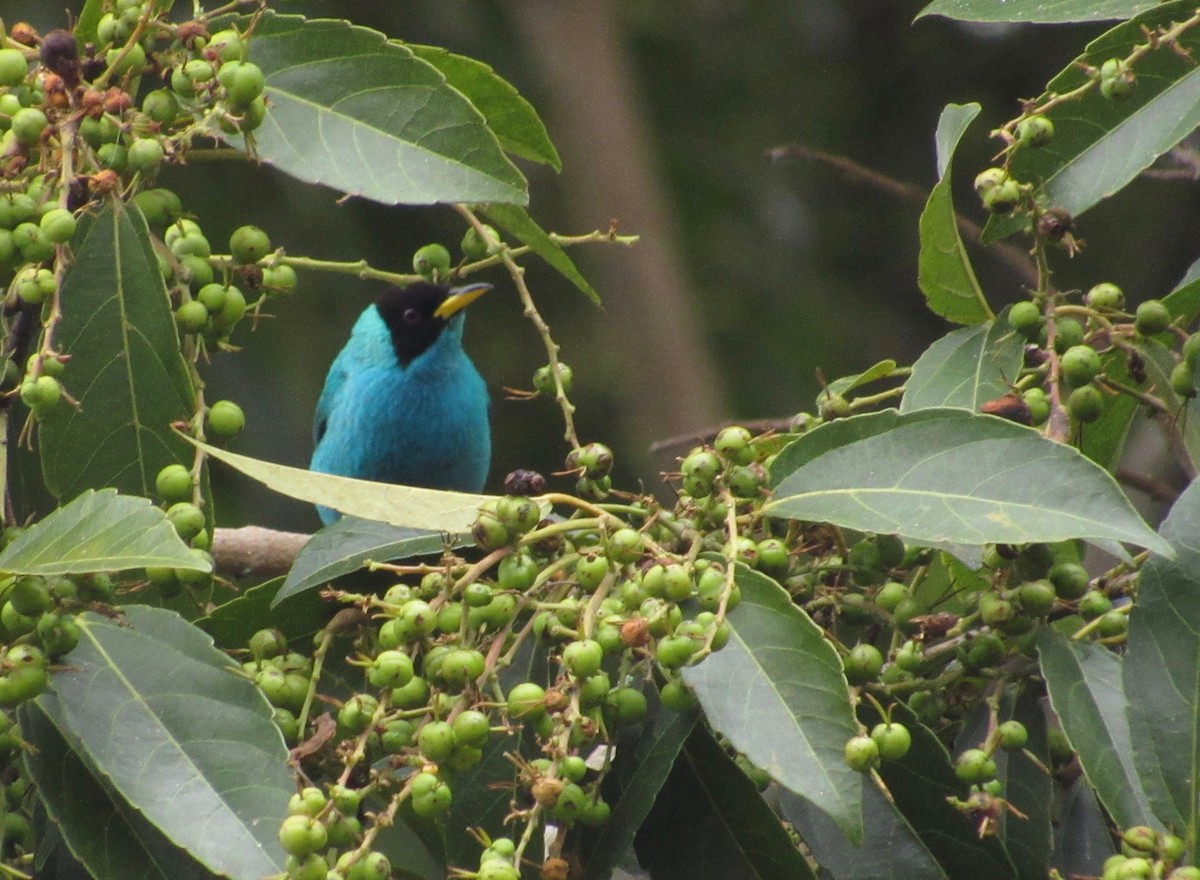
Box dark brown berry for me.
[39,30,80,87]
[504,469,546,496]
[1035,207,1072,242]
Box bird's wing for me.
[313,346,355,445]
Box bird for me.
[310,281,493,524]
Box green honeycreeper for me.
[310,281,492,524]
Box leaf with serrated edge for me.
[407,44,561,170]
[226,13,526,206]
[38,201,196,500]
[277,517,468,605]
[918,103,991,325]
[1125,475,1200,835]
[192,438,494,533]
[0,489,208,575]
[1038,629,1158,830]
[766,408,1172,556]
[984,2,1200,242]
[901,318,1024,412]
[915,0,1159,23]
[46,607,292,880]
[481,204,601,304]
[682,566,862,842]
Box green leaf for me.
[915,0,1160,23]
[581,700,697,880]
[901,317,1024,412]
[825,359,900,399]
[371,820,445,880]
[1135,339,1200,472]
[192,438,493,533]
[1079,348,1139,472]
[766,408,1172,555]
[878,705,1016,880]
[75,0,106,47]
[634,725,816,880]
[198,577,330,650]
[1163,258,1200,324]
[778,780,949,880]
[233,14,526,206]
[984,2,1200,242]
[1125,475,1200,837]
[681,566,862,842]
[278,517,469,606]
[407,45,561,170]
[1038,629,1158,830]
[917,104,990,325]
[38,201,197,500]
[1052,779,1117,878]
[0,489,209,576]
[22,696,214,880]
[993,689,1052,880]
[42,606,293,879]
[480,204,601,304]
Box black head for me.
[374,282,452,367]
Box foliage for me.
[0,2,1199,880]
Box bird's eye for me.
[403,308,421,325]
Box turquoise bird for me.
[310,281,492,524]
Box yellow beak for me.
[434,283,493,320]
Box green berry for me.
[220,61,265,107]
[1134,299,1171,335]
[417,719,457,762]
[842,643,884,684]
[844,734,880,772]
[1098,610,1128,637]
[248,628,286,660]
[714,425,755,465]
[1049,562,1089,600]
[870,722,912,760]
[10,107,46,146]
[413,243,452,280]
[567,442,614,478]
[451,709,491,748]
[38,208,76,244]
[604,686,648,725]
[132,188,183,227]
[0,49,28,88]
[562,639,603,678]
[659,678,700,712]
[955,748,997,783]
[278,814,325,857]
[167,502,206,541]
[1170,361,1195,398]
[230,224,271,264]
[206,399,245,439]
[368,649,414,688]
[1059,345,1101,387]
[973,167,1008,195]
[507,682,546,718]
[1067,384,1105,423]
[982,179,1022,214]
[1017,579,1056,616]
[20,375,61,413]
[1016,115,1054,147]
[655,634,700,669]
[1099,58,1136,100]
[208,29,247,63]
[1024,387,1050,425]
[996,720,1028,751]
[127,138,165,175]
[497,550,538,591]
[142,88,180,125]
[262,264,298,296]
[1086,282,1125,311]
[107,43,146,77]
[460,224,499,259]
[175,300,209,334]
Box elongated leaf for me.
[918,104,990,325]
[681,566,862,841]
[766,408,1172,555]
[199,578,331,650]
[825,359,899,399]
[901,318,1024,412]
[75,0,105,46]
[0,489,208,575]
[38,201,196,500]
[1136,339,1200,472]
[371,820,445,880]
[915,0,1159,22]
[1163,257,1200,324]
[407,45,561,170]
[582,700,697,880]
[1051,778,1117,878]
[193,439,493,533]
[44,606,293,880]
[1038,629,1157,830]
[481,204,600,303]
[232,14,526,206]
[22,697,213,880]
[1125,475,1200,835]
[994,689,1052,880]
[879,705,1016,880]
[985,2,1200,242]
[635,725,816,880]
[277,516,468,606]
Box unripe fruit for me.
[417,719,457,762]
[0,49,28,88]
[844,735,880,772]
[167,502,206,540]
[1134,299,1171,335]
[1023,387,1050,425]
[451,709,491,748]
[262,264,298,296]
[368,649,414,688]
[127,138,164,175]
[604,686,648,724]
[278,814,326,857]
[38,208,76,244]
[1086,282,1125,311]
[20,375,61,413]
[220,61,265,107]
[973,167,1008,195]
[10,107,47,146]
[175,300,209,334]
[659,678,699,712]
[107,43,146,77]
[842,643,884,684]
[561,639,603,678]
[1017,579,1056,616]
[1079,590,1113,619]
[507,682,546,718]
[955,748,997,783]
[497,550,538,591]
[413,243,451,280]
[1099,58,1136,100]
[461,224,500,259]
[870,722,912,760]
[1059,344,1101,387]
[230,225,271,264]
[982,179,1022,214]
[1008,301,1042,338]
[1067,384,1104,423]
[1098,610,1128,637]
[1016,114,1054,147]
[533,362,572,395]
[1170,361,1195,398]
[206,399,245,439]
[208,29,247,63]
[714,425,755,465]
[996,720,1028,750]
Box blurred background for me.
[12,0,1200,532]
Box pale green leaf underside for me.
[767,408,1171,555]
[0,489,208,576]
[916,0,1159,23]
[235,14,527,206]
[683,567,862,842]
[194,439,493,533]
[918,103,990,325]
[901,318,1024,412]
